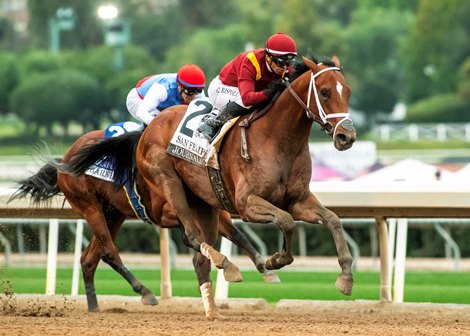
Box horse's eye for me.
[320,89,329,99]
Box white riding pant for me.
[208,76,249,110]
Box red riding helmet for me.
[265,33,297,57]
[177,64,206,88]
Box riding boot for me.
[197,101,249,142]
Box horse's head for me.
[300,56,356,151]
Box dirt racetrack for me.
[1,294,470,336]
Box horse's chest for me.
[246,176,288,201]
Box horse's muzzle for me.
[334,125,356,151]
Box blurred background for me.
[1,0,470,266]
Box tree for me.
[0,52,19,114]
[313,0,359,27]
[27,0,102,49]
[64,45,157,114]
[18,50,64,79]
[273,0,322,54]
[403,0,468,103]
[11,70,103,136]
[162,25,248,81]
[458,57,470,97]
[406,58,470,123]
[0,17,18,50]
[358,0,419,12]
[343,8,412,120]
[177,0,239,29]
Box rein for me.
[237,65,352,161]
[285,80,322,124]
[238,91,282,161]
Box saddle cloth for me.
[85,121,141,182]
[85,122,157,225]
[166,97,239,169]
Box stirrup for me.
[198,123,218,142]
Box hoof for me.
[223,261,243,282]
[265,252,280,270]
[335,274,353,296]
[141,293,158,306]
[87,307,99,313]
[206,312,226,320]
[263,271,281,283]
[266,252,291,270]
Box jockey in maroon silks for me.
[198,33,298,141]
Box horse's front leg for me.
[192,251,224,320]
[291,193,353,296]
[217,211,280,283]
[241,194,296,270]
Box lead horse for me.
[11,130,279,313]
[57,55,356,319]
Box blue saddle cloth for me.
[104,121,141,138]
[98,121,157,225]
[123,179,158,226]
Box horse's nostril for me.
[336,133,348,143]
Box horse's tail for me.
[9,159,62,205]
[57,131,142,187]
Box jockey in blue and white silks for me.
[126,64,206,127]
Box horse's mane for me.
[264,54,338,102]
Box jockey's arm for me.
[238,77,269,107]
[135,83,168,125]
[237,60,269,107]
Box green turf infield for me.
[1,267,469,304]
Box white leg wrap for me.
[200,281,213,316]
[200,242,211,259]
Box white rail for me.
[2,181,470,304]
[371,122,470,142]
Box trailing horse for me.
[10,130,279,314]
[51,55,356,319]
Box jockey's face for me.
[266,54,288,75]
[178,84,202,103]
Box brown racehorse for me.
[54,55,356,319]
[11,130,279,313]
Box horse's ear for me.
[302,56,318,68]
[332,55,341,67]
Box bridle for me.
[284,66,353,137]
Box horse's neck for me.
[264,85,313,153]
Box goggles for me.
[270,54,296,67]
[181,87,203,96]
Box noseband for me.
[285,66,352,137]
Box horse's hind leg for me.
[218,211,280,283]
[177,217,242,283]
[81,209,157,310]
[101,212,158,306]
[149,158,242,282]
[80,236,103,312]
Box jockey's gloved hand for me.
[263,86,278,99]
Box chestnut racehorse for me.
[54,55,356,319]
[11,130,279,313]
